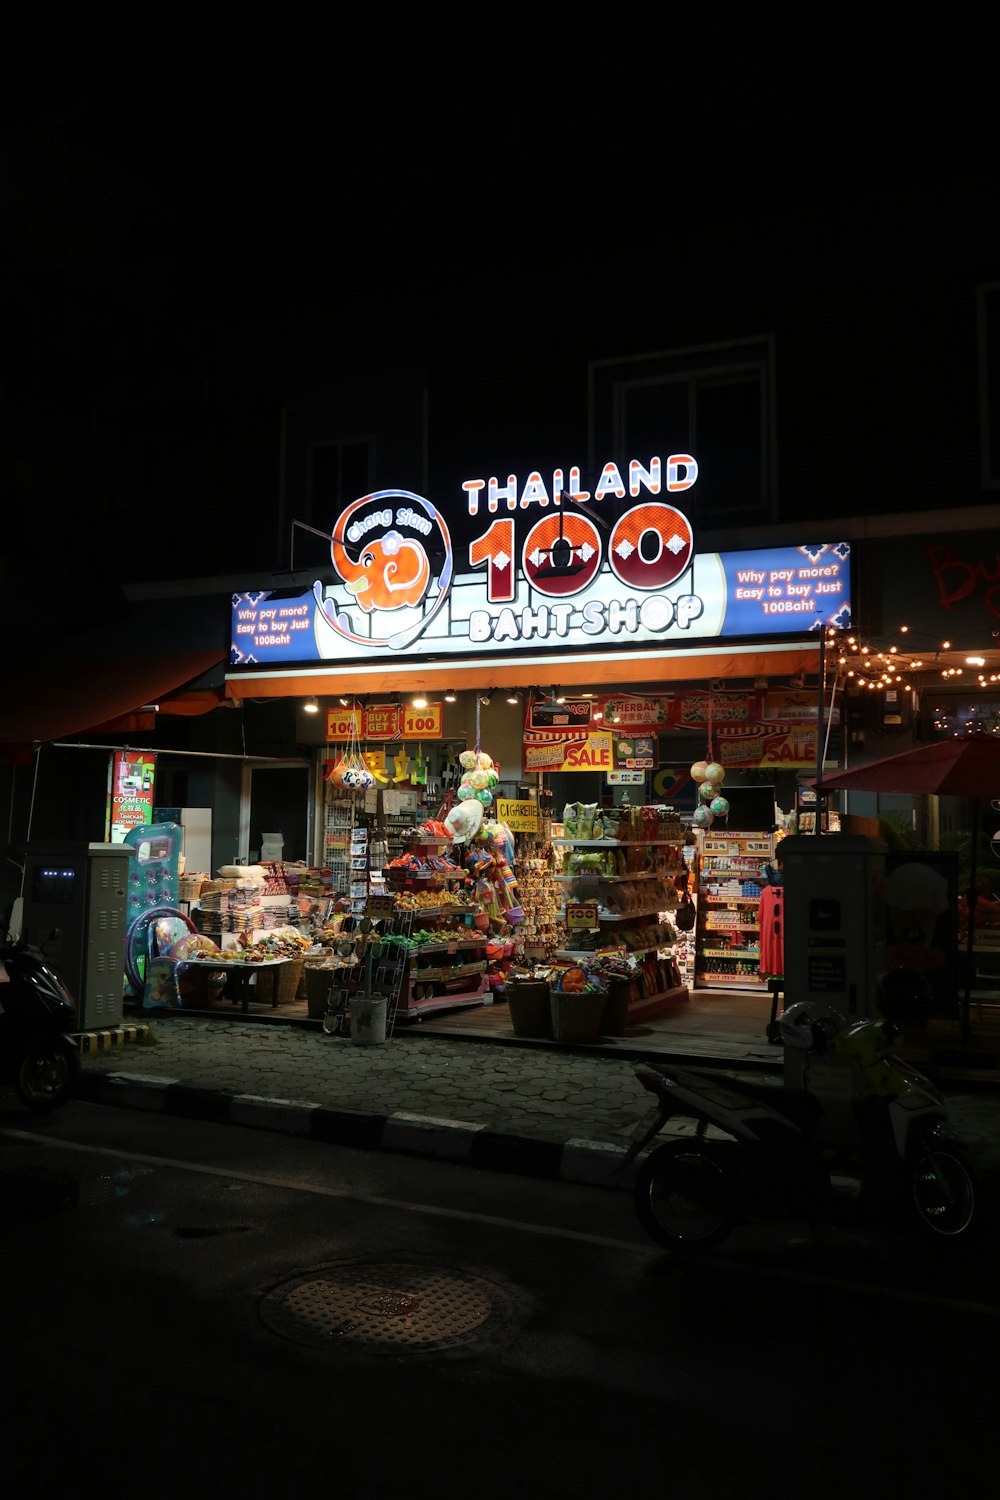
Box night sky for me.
[2,11,995,616]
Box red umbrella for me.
[818,735,1000,1040]
[817,736,1000,798]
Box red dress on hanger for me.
[758,884,784,978]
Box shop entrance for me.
[247,765,310,864]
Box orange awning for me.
[226,641,822,701]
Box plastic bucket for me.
[350,997,387,1046]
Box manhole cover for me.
[259,1260,513,1354]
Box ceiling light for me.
[967,657,986,667]
[506,691,520,704]
[444,689,457,703]
[555,690,566,704]
[338,696,351,707]
[412,694,428,709]
[304,697,319,714]
[480,693,491,706]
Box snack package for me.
[563,802,581,839]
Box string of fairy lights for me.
[825,625,1000,694]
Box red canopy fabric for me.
[817,736,1000,798]
[0,650,227,764]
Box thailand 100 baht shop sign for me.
[230,457,853,666]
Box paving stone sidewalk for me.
[73,1016,1000,1194]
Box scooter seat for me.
[727,1078,824,1136]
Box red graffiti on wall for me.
[927,544,1000,621]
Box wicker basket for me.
[305,964,338,1019]
[550,988,606,1045]
[277,955,305,1004]
[179,875,204,902]
[506,981,551,1038]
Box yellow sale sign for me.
[523,733,614,774]
[401,704,443,739]
[325,708,363,741]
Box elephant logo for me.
[332,528,430,613]
[313,489,454,653]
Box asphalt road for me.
[3,1099,998,1500]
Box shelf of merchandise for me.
[393,918,491,1020]
[695,829,771,992]
[513,845,559,960]
[390,831,491,1020]
[553,816,690,1019]
[552,839,685,849]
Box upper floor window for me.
[307,438,373,529]
[589,337,775,528]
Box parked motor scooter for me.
[0,921,81,1111]
[623,989,977,1253]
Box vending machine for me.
[781,833,887,1021]
[18,841,131,1030]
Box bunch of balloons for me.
[456,748,500,808]
[690,759,729,829]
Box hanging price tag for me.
[565,902,600,932]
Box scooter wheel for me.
[910,1146,977,1243]
[634,1139,739,1253]
[15,1036,81,1112]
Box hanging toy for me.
[710,795,730,818]
[690,760,709,783]
[476,752,494,771]
[692,805,714,828]
[459,750,479,771]
[698,781,717,804]
[704,762,725,786]
[468,768,489,791]
[458,783,478,800]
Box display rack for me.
[552,819,689,1020]
[387,826,491,1020]
[695,830,772,989]
[393,913,491,1020]
[322,785,357,898]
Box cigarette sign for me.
[495,798,538,833]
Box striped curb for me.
[74,1025,151,1054]
[73,1070,635,1189]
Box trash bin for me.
[351,996,387,1045]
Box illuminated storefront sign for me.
[231,459,852,669]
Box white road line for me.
[1,1127,640,1252]
[4,1125,996,1317]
